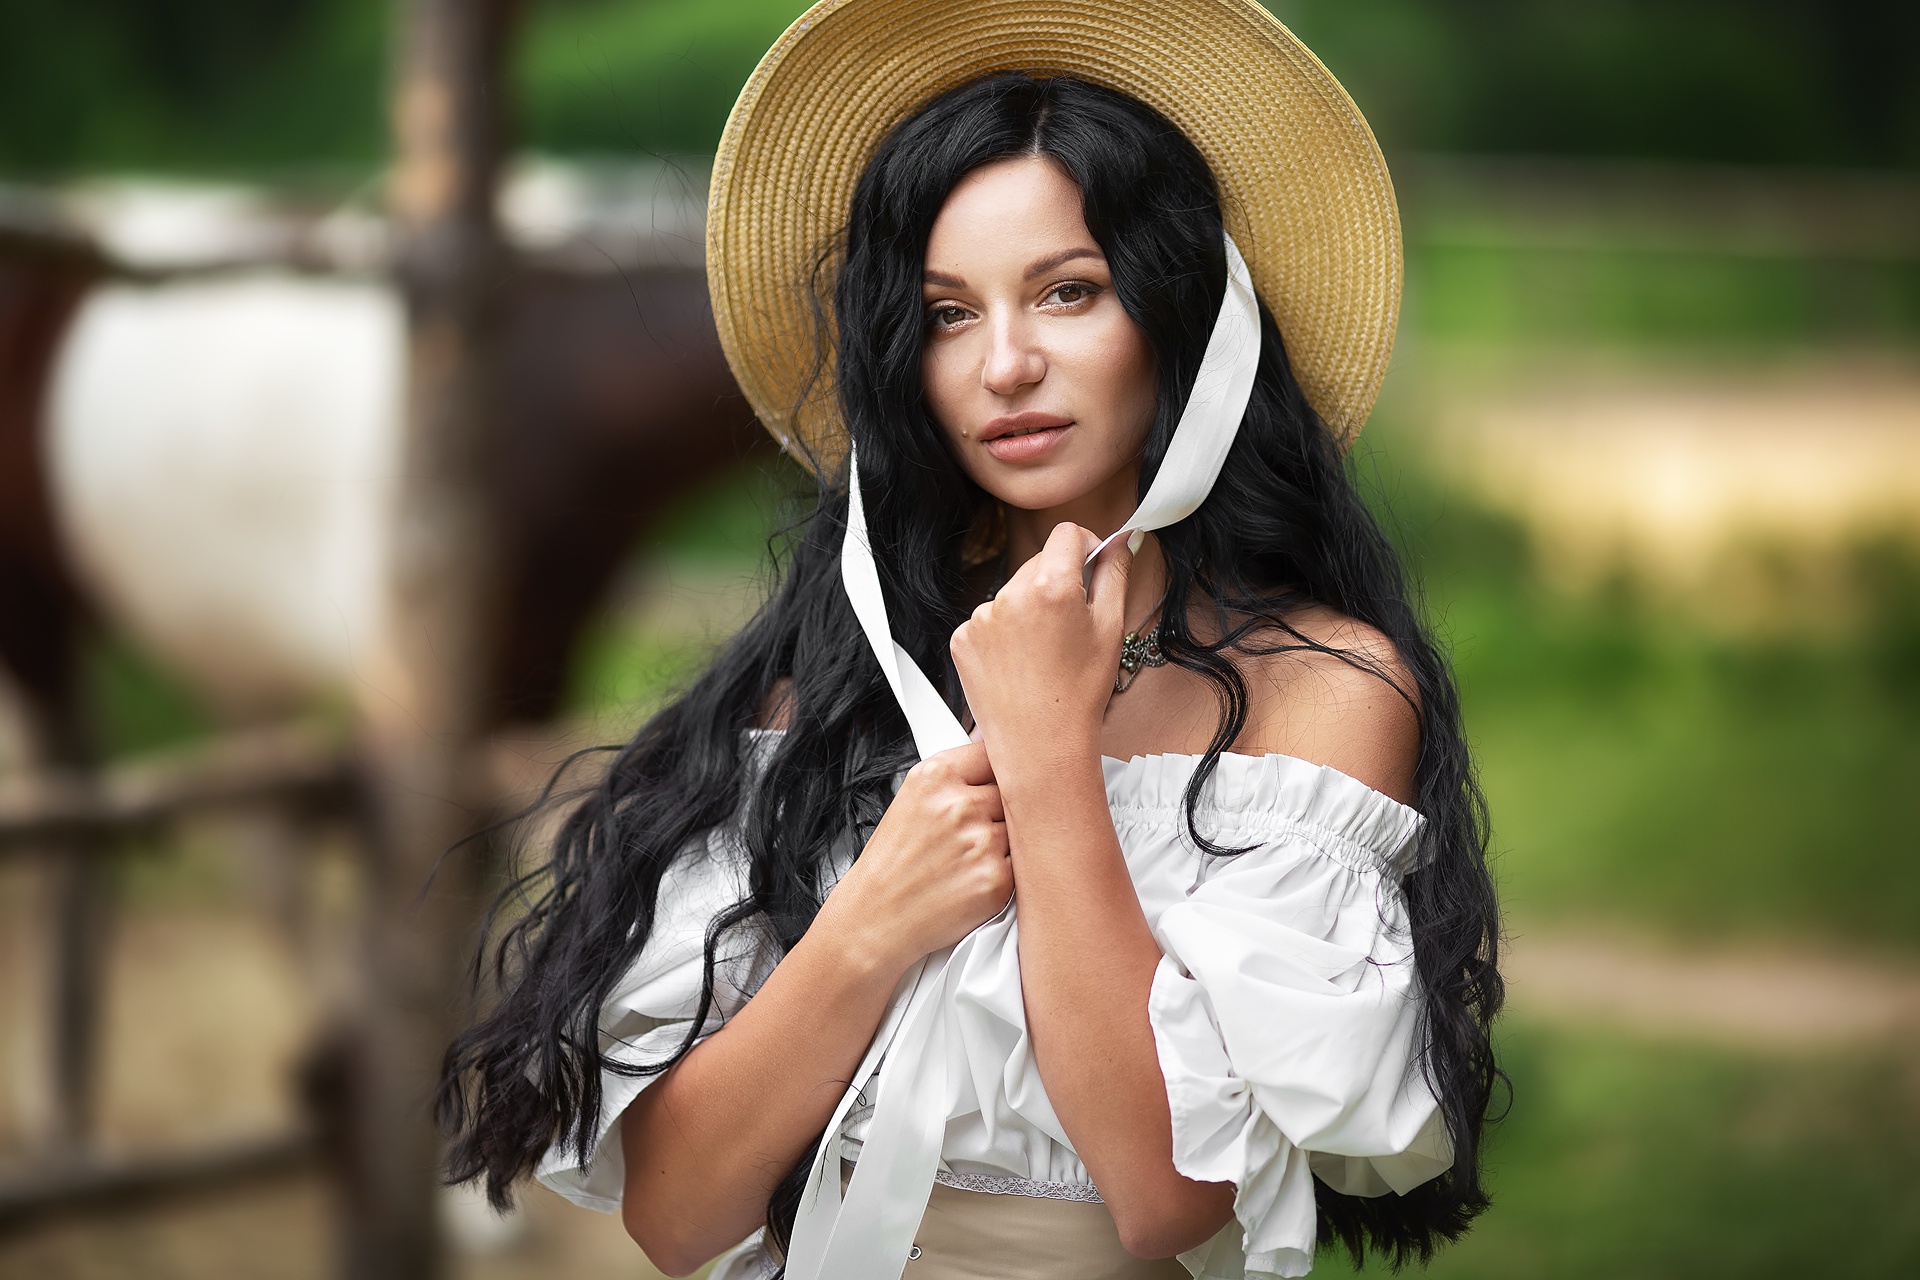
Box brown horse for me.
[0,234,764,760]
[0,232,98,761]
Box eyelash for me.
[924,282,1101,330]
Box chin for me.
[977,465,1104,513]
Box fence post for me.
[47,843,109,1152]
[343,1,516,1276]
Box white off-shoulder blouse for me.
[538,736,1451,1280]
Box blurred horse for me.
[0,170,765,759]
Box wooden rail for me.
[0,723,356,855]
[0,722,362,1240]
[0,1132,322,1236]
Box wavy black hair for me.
[438,72,1503,1270]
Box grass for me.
[1464,615,1920,950]
[1346,1020,1920,1278]
[1407,243,1920,348]
[1350,412,1920,952]
[86,632,216,760]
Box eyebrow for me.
[1022,247,1105,280]
[921,246,1107,291]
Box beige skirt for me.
[899,1182,1189,1280]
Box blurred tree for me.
[515,0,1920,166]
[0,0,387,175]
[1275,0,1920,168]
[0,0,1915,175]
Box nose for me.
[981,312,1045,397]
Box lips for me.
[979,411,1073,462]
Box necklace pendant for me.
[1113,621,1166,694]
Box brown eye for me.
[1049,282,1095,306]
[928,304,969,329]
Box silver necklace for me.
[1114,618,1166,694]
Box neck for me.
[1003,465,1167,632]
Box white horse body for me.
[48,275,405,713]
[31,162,709,718]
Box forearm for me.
[1001,747,1234,1256]
[619,895,905,1274]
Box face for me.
[920,154,1159,523]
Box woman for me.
[439,3,1502,1278]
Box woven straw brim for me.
[708,0,1401,472]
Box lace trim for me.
[933,1170,1105,1203]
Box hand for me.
[950,522,1132,771]
[821,741,1011,973]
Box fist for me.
[950,522,1132,767]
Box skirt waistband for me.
[902,1181,1188,1280]
[932,1169,1105,1203]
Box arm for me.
[618,743,1011,1276]
[999,742,1230,1257]
[951,528,1420,1259]
[951,525,1230,1258]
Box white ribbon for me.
[785,231,1260,1280]
[1083,232,1263,572]
[839,436,974,760]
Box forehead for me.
[926,155,1096,266]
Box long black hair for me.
[439,73,1503,1269]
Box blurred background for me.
[1,1,1917,1277]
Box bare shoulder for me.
[1232,604,1420,805]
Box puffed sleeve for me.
[535,823,778,1212]
[1140,762,1451,1280]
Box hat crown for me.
[708,0,1401,470]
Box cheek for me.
[1090,318,1158,448]
[923,332,974,402]
[921,344,967,449]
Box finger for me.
[930,739,995,786]
[1045,521,1095,567]
[1086,531,1134,631]
[949,626,980,701]
[976,783,1004,822]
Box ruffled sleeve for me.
[534,813,779,1213]
[1120,755,1451,1280]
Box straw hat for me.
[707,0,1400,471]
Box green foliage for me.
[1408,246,1920,347]
[1349,1021,1920,1277]
[639,452,807,565]
[1276,0,1920,169]
[0,0,387,177]
[1460,598,1920,949]
[560,458,804,729]
[1360,420,1920,950]
[4,0,1916,176]
[518,0,807,156]
[85,632,213,759]
[564,619,714,733]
